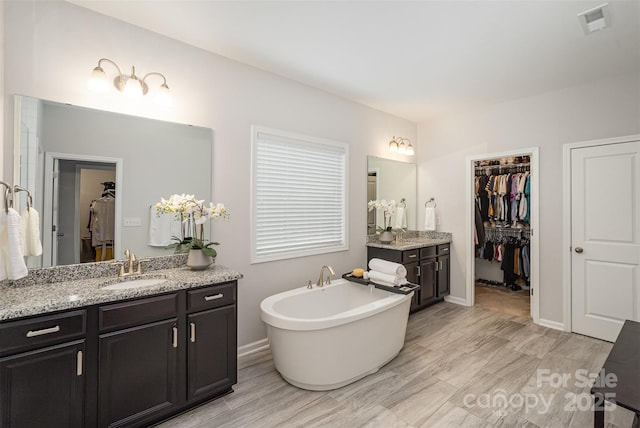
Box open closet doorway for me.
[43,152,122,267]
[466,148,539,323]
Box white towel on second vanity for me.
[368,270,408,287]
[0,208,29,280]
[368,258,407,277]
[394,207,407,229]
[424,206,437,231]
[21,207,42,257]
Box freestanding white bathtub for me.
[260,278,413,391]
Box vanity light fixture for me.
[88,58,173,107]
[388,136,414,156]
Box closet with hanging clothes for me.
[473,156,532,318]
[89,181,116,261]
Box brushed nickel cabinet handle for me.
[435,261,439,272]
[190,322,196,343]
[439,261,443,270]
[172,327,178,348]
[204,293,223,301]
[77,351,83,376]
[407,254,417,258]
[26,325,60,337]
[416,266,421,277]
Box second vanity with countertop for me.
[0,254,242,428]
[367,231,452,312]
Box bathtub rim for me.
[260,278,413,331]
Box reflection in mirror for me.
[14,95,213,268]
[367,156,417,234]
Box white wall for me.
[0,1,5,181]
[417,71,640,326]
[3,0,416,347]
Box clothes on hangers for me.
[474,170,531,226]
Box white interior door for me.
[571,140,640,341]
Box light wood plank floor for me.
[475,284,531,319]
[157,303,636,428]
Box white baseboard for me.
[237,338,270,358]
[538,318,566,332]
[444,295,469,306]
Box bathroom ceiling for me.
[69,0,640,122]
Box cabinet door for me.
[404,262,419,310]
[187,305,237,401]
[0,340,85,428]
[98,319,178,428]
[437,254,451,297]
[419,258,437,305]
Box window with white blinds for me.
[251,126,349,263]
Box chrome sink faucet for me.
[316,265,335,287]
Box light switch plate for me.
[123,217,141,227]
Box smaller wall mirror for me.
[367,156,417,233]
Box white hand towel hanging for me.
[394,207,407,229]
[0,208,29,280]
[148,206,181,247]
[424,206,437,231]
[21,207,42,257]
[369,258,407,277]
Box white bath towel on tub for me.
[368,270,407,287]
[368,258,407,277]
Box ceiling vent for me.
[578,3,610,34]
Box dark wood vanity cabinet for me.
[186,282,237,402]
[0,310,87,428]
[0,281,238,428]
[368,243,450,312]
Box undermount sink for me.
[101,277,168,291]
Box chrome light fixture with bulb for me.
[88,58,173,106]
[388,136,414,156]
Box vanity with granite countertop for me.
[367,231,452,312]
[0,254,242,428]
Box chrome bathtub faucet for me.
[316,265,335,287]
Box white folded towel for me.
[21,207,42,257]
[368,270,407,286]
[395,207,407,229]
[148,206,180,247]
[0,208,29,280]
[368,258,407,277]
[424,206,437,231]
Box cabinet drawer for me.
[0,310,86,355]
[420,246,436,259]
[402,250,419,263]
[188,282,236,312]
[99,293,178,332]
[437,244,450,255]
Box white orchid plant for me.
[155,194,229,257]
[367,199,397,232]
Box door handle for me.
[575,247,584,253]
[172,326,178,348]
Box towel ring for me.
[13,185,33,211]
[425,197,436,208]
[1,181,12,213]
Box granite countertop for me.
[366,230,452,251]
[0,264,243,321]
[366,237,451,251]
